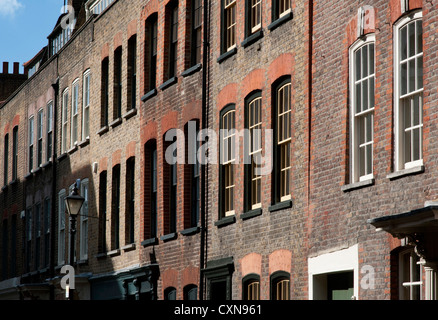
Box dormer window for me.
[85,0,115,19]
[49,14,76,57]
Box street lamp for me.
[65,179,85,300]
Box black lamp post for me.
[65,179,85,300]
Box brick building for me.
[204,0,311,300]
[1,0,438,301]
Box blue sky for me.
[0,0,65,73]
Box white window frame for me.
[37,108,44,167]
[80,179,89,261]
[308,244,359,300]
[248,96,262,209]
[28,116,34,172]
[394,10,423,171]
[222,109,236,217]
[250,0,262,33]
[58,189,66,266]
[278,0,291,19]
[82,70,91,141]
[277,82,292,202]
[225,0,237,52]
[71,79,80,148]
[47,101,53,162]
[349,34,375,183]
[61,89,69,154]
[399,248,423,300]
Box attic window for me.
[86,0,115,18]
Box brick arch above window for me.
[268,53,294,86]
[125,141,137,160]
[390,0,422,24]
[240,252,262,278]
[161,110,179,136]
[217,83,238,118]
[112,149,122,167]
[12,114,20,128]
[141,0,159,21]
[101,43,109,60]
[141,121,158,145]
[241,69,265,100]
[99,157,108,174]
[269,249,292,275]
[182,100,202,125]
[182,265,199,288]
[346,6,376,48]
[162,268,179,294]
[3,123,10,135]
[127,19,137,39]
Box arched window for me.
[270,271,290,300]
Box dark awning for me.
[368,205,438,238]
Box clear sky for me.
[0,0,66,73]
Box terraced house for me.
[1,0,438,301]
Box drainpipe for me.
[49,56,60,300]
[200,0,210,301]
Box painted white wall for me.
[308,244,359,300]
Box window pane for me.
[417,56,423,90]
[362,80,368,111]
[408,59,415,93]
[413,128,420,161]
[413,95,420,126]
[359,146,365,177]
[408,22,415,58]
[369,44,375,76]
[404,130,411,163]
[366,144,372,175]
[401,26,407,61]
[401,62,407,96]
[416,20,423,54]
[355,83,361,114]
[362,45,368,78]
[369,77,375,109]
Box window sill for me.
[78,138,90,148]
[1,185,7,192]
[109,117,122,128]
[180,226,200,236]
[41,160,52,169]
[217,47,237,64]
[33,166,42,175]
[268,11,293,32]
[9,179,17,186]
[67,145,78,155]
[241,29,264,48]
[97,126,109,136]
[182,63,202,77]
[121,243,136,252]
[107,249,121,257]
[24,172,33,180]
[141,237,158,247]
[57,153,68,162]
[214,215,236,228]
[341,178,375,192]
[77,259,88,266]
[159,77,178,91]
[241,208,262,220]
[141,88,157,102]
[160,232,178,242]
[268,199,293,212]
[123,108,137,120]
[387,165,425,180]
[95,252,107,259]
